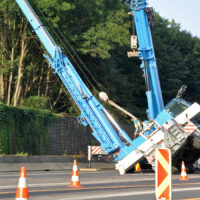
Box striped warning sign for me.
[183,121,197,135]
[91,146,102,154]
[88,146,104,156]
[155,148,171,200]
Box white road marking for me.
[0,177,154,189]
[59,187,200,200]
[0,172,75,177]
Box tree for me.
[1,1,200,121]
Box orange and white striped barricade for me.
[183,120,197,135]
[155,148,171,200]
[91,146,102,155]
[16,166,29,200]
[88,146,107,167]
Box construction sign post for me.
[155,148,172,200]
[88,146,92,167]
[88,145,108,167]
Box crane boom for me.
[130,0,164,119]
[16,0,127,154]
[16,0,56,58]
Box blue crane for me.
[128,0,164,120]
[102,0,200,173]
[15,0,126,154]
[127,0,200,173]
[16,0,157,175]
[16,0,200,174]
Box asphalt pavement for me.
[0,170,200,200]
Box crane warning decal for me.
[183,121,197,135]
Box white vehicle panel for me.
[115,130,164,175]
[175,103,200,125]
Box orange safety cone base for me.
[180,177,189,181]
[16,188,29,197]
[135,170,142,173]
[69,181,84,187]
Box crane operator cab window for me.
[165,98,191,118]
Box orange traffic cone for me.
[70,160,83,187]
[135,162,141,172]
[180,161,189,181]
[16,166,29,200]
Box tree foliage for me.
[0,103,57,154]
[0,0,200,122]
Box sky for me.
[147,0,200,38]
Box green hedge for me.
[0,103,58,155]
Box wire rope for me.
[31,1,102,92]
[25,23,74,111]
